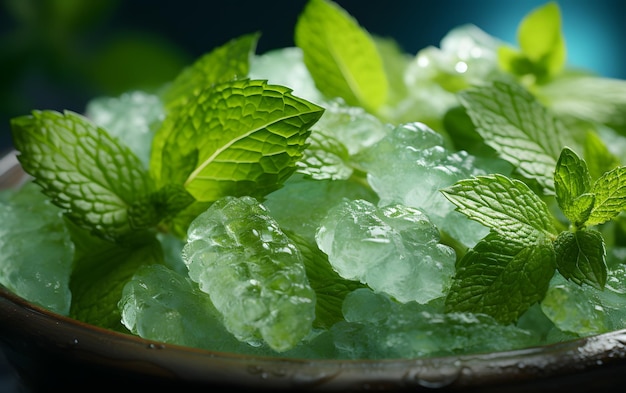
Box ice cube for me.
[119,264,266,354]
[85,90,164,168]
[315,198,456,304]
[322,288,538,359]
[182,196,316,352]
[0,182,74,315]
[355,122,498,247]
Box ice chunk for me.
[264,173,377,243]
[119,264,265,354]
[182,196,316,352]
[315,198,455,304]
[249,47,324,104]
[312,98,391,155]
[306,288,538,359]
[85,90,164,168]
[541,266,626,336]
[355,122,502,247]
[0,182,74,315]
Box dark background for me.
[1,0,626,154]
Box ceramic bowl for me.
[2,150,626,392]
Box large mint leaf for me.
[445,232,556,324]
[459,80,574,193]
[10,110,153,241]
[441,174,557,244]
[554,147,594,226]
[586,166,626,226]
[539,76,626,135]
[161,32,259,110]
[154,79,324,202]
[152,33,260,179]
[554,230,606,289]
[295,0,388,112]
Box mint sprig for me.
[442,147,625,322]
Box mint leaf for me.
[152,33,260,180]
[441,174,557,244]
[153,79,324,202]
[539,76,626,135]
[445,232,556,324]
[554,230,606,289]
[498,2,565,81]
[295,0,389,112]
[459,80,575,193]
[161,33,259,109]
[10,110,153,241]
[586,166,626,226]
[554,147,594,226]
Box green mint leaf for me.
[586,166,626,226]
[295,0,389,112]
[154,79,324,202]
[517,2,565,77]
[497,2,565,80]
[459,80,574,193]
[161,32,260,109]
[441,174,557,244]
[445,232,556,324]
[539,76,626,135]
[554,230,606,289]
[10,110,153,241]
[583,131,621,181]
[152,33,260,180]
[554,147,594,226]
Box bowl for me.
[3,150,626,392]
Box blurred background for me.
[1,0,625,154]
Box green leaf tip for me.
[295,0,389,112]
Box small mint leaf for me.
[295,0,389,112]
[554,147,593,225]
[445,231,556,324]
[554,230,606,289]
[441,174,557,244]
[10,110,153,241]
[459,80,575,193]
[586,166,626,226]
[155,79,325,202]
